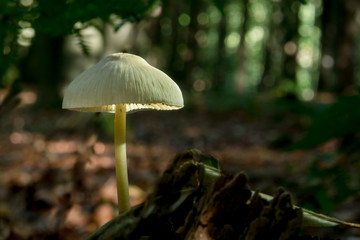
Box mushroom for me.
[62,53,184,213]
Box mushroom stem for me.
[114,104,130,214]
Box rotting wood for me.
[87,149,349,240]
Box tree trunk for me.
[334,0,358,93]
[212,15,227,91]
[259,2,280,91]
[183,0,202,90]
[318,0,337,91]
[280,1,300,87]
[319,0,358,94]
[21,35,64,108]
[234,0,249,93]
[161,0,182,82]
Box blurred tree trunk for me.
[21,35,64,108]
[162,0,181,74]
[234,0,249,93]
[334,0,357,93]
[183,0,202,90]
[280,1,299,87]
[318,0,337,91]
[259,33,273,90]
[319,0,358,94]
[212,15,227,91]
[259,3,275,91]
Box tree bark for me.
[334,0,358,93]
[212,15,227,91]
[183,0,202,90]
[234,0,249,93]
[319,0,358,94]
[280,1,300,86]
[21,35,64,108]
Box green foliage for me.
[32,0,159,36]
[298,157,358,214]
[288,93,360,151]
[287,90,360,214]
[0,0,159,86]
[0,1,23,86]
[74,30,91,57]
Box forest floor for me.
[0,90,360,239]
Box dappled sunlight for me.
[19,91,37,105]
[47,140,78,154]
[65,204,89,229]
[93,141,106,154]
[93,204,115,226]
[99,177,118,204]
[9,132,30,144]
[86,155,114,170]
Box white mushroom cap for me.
[62,53,184,113]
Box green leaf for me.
[32,0,160,36]
[74,31,91,56]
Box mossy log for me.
[87,149,337,240]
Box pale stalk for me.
[114,104,130,214]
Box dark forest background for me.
[1,0,360,239]
[2,0,360,102]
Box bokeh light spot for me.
[178,13,191,27]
